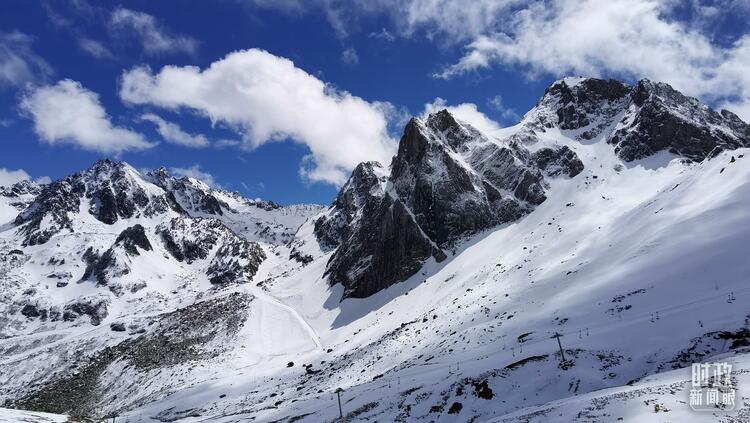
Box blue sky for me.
[1,0,748,204]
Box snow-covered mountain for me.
[3,77,750,422]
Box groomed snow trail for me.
[248,284,324,352]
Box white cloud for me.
[341,47,359,65]
[0,168,50,187]
[0,168,30,187]
[111,8,197,56]
[78,38,114,59]
[487,95,520,123]
[20,79,154,154]
[429,0,750,120]
[435,0,718,85]
[423,97,502,135]
[0,31,53,88]
[119,49,397,185]
[140,113,209,148]
[246,0,518,43]
[169,164,219,188]
[246,0,750,121]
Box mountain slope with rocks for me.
[2,77,750,422]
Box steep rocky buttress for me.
[316,109,583,298]
[317,77,750,299]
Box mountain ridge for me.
[314,76,750,299]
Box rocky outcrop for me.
[79,225,153,286]
[532,146,585,177]
[529,77,750,161]
[146,167,227,216]
[313,161,388,250]
[609,80,750,160]
[114,224,153,255]
[15,160,185,245]
[157,217,266,284]
[318,109,583,299]
[319,78,750,299]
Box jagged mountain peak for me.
[0,179,42,196]
[316,76,750,299]
[400,109,486,156]
[317,106,583,298]
[523,76,750,161]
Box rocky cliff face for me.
[527,77,750,160]
[318,77,750,299]
[14,160,185,246]
[0,160,299,332]
[317,109,583,298]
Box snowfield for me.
[0,407,66,422]
[120,145,750,422]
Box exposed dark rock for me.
[157,217,265,284]
[289,249,313,264]
[20,304,41,318]
[313,161,388,250]
[533,77,750,161]
[447,402,463,414]
[199,194,224,215]
[610,80,750,161]
[318,109,582,298]
[145,168,228,216]
[114,224,152,255]
[472,379,494,400]
[326,193,446,298]
[16,293,250,416]
[548,78,629,133]
[207,239,265,284]
[14,159,186,245]
[532,146,585,177]
[110,322,126,332]
[79,226,148,285]
[62,298,108,326]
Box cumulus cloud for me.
[119,49,396,185]
[0,168,31,187]
[246,0,750,120]
[0,168,50,187]
[20,79,154,154]
[435,0,718,84]
[111,8,197,55]
[140,113,209,148]
[0,31,53,88]
[169,164,219,187]
[429,0,750,120]
[423,97,502,135]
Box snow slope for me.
[0,407,67,423]
[116,135,750,421]
[496,350,750,422]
